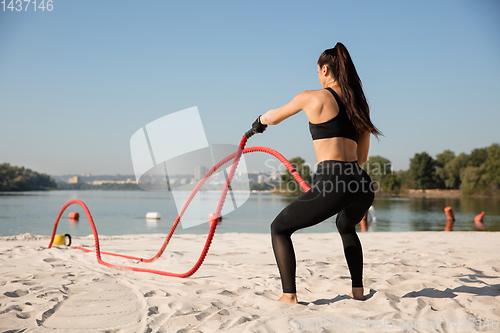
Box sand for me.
[0,231,499,333]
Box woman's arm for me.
[260,91,311,125]
[357,131,370,166]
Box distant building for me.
[257,174,267,183]
[268,171,281,181]
[88,179,134,185]
[68,176,79,184]
[194,165,207,179]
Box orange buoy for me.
[68,212,80,220]
[444,207,454,231]
[474,211,485,231]
[360,212,368,232]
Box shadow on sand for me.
[298,288,377,306]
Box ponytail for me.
[317,42,382,138]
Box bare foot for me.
[277,293,299,304]
[348,287,365,301]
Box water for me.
[0,190,499,237]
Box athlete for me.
[251,42,382,304]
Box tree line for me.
[0,163,57,191]
[364,143,500,195]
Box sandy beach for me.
[1,231,499,332]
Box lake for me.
[0,190,499,237]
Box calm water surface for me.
[0,190,499,237]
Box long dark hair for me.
[317,42,382,138]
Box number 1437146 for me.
[2,0,54,11]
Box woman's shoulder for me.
[295,88,329,100]
[293,89,332,118]
[295,88,333,107]
[299,88,327,95]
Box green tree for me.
[381,173,400,193]
[485,143,500,186]
[435,150,455,188]
[460,164,488,195]
[363,156,392,179]
[0,163,57,191]
[395,169,411,189]
[468,148,487,167]
[281,157,311,193]
[436,150,455,167]
[362,155,398,193]
[408,152,437,189]
[443,153,469,189]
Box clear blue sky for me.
[1,0,499,175]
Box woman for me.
[251,42,382,304]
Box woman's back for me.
[303,86,363,164]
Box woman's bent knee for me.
[271,218,286,236]
[336,212,358,234]
[270,210,292,237]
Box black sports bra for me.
[308,87,360,143]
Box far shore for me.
[401,189,462,198]
[268,188,496,199]
[1,188,498,199]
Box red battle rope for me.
[48,132,311,277]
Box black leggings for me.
[270,160,375,293]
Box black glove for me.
[252,115,267,134]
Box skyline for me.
[1,0,499,175]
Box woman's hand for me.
[252,115,268,134]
